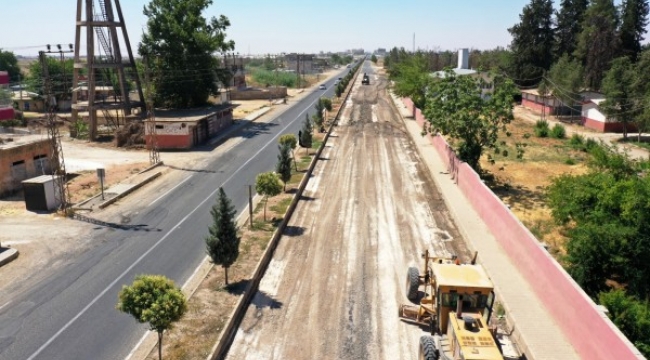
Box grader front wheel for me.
[419,335,439,360]
[406,266,420,301]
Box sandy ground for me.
[226,66,470,359]
[513,106,650,160]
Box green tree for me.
[117,275,187,360]
[335,83,343,98]
[205,187,240,285]
[313,97,332,131]
[599,289,650,357]
[279,133,298,171]
[276,144,293,191]
[575,0,620,90]
[27,57,74,101]
[632,50,650,139]
[472,47,512,72]
[547,55,584,119]
[601,57,636,139]
[620,0,650,61]
[371,54,378,63]
[547,147,650,297]
[507,0,555,86]
[389,52,431,109]
[255,172,282,221]
[554,0,589,59]
[0,50,21,82]
[263,54,275,71]
[139,0,235,108]
[299,113,313,154]
[423,70,517,172]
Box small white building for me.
[580,92,635,133]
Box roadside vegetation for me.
[144,64,357,360]
[386,0,650,354]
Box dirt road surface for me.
[226,65,470,359]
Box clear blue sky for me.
[1,0,647,57]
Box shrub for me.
[534,120,550,137]
[585,138,598,151]
[569,133,584,147]
[564,158,576,165]
[550,124,566,139]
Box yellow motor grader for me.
[399,250,503,360]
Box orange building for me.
[145,105,234,150]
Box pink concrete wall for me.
[0,107,14,121]
[402,98,641,360]
[522,98,556,116]
[582,117,637,133]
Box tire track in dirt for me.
[227,64,471,360]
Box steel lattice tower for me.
[71,0,145,140]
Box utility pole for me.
[249,185,254,228]
[40,46,73,213]
[296,54,301,89]
[143,56,160,165]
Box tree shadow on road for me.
[283,226,305,237]
[165,164,218,173]
[252,290,283,310]
[223,280,283,310]
[72,213,160,232]
[225,279,250,295]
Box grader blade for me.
[398,304,431,327]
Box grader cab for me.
[399,250,503,360]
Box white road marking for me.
[0,301,12,311]
[27,92,323,360]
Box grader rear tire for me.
[406,267,420,301]
[419,335,439,360]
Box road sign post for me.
[97,168,105,200]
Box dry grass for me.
[67,162,149,204]
[480,116,590,256]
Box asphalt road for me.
[0,67,354,360]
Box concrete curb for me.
[0,248,19,267]
[207,65,363,360]
[97,172,162,209]
[137,161,164,175]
